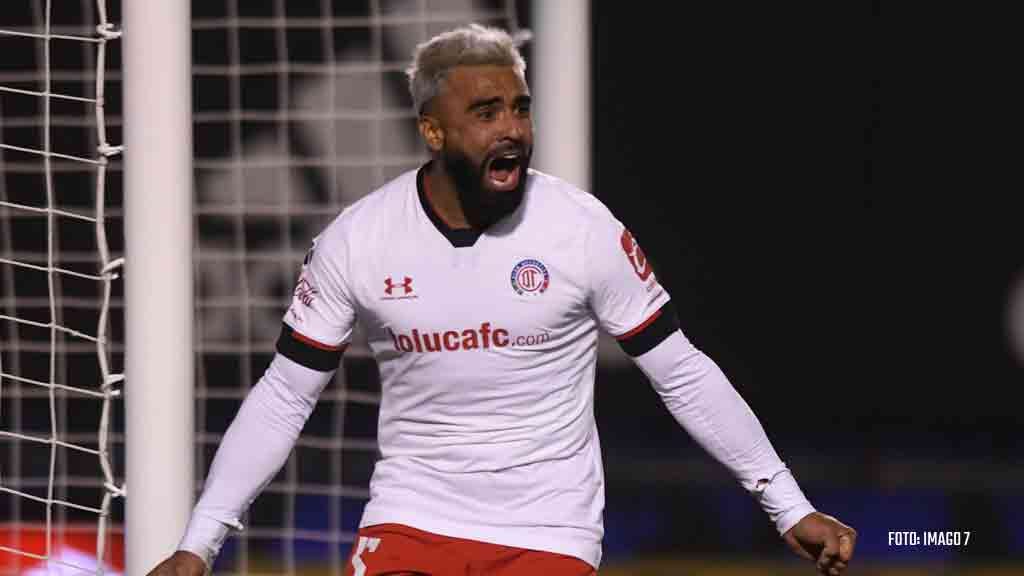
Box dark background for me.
[589,0,1024,565]
[592,0,1019,453]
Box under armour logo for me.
[384,276,414,295]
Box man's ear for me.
[418,115,444,153]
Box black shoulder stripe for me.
[616,301,680,357]
[276,323,345,372]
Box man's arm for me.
[628,325,856,575]
[149,222,356,574]
[630,327,814,532]
[179,353,333,566]
[147,353,333,575]
[584,207,856,573]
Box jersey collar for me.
[417,163,483,248]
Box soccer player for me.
[148,24,856,576]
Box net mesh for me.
[3,1,525,574]
[0,1,124,574]
[192,2,523,572]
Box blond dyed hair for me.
[406,24,530,115]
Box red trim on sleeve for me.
[291,330,346,352]
[615,308,663,341]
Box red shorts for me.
[344,523,597,576]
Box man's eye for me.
[478,108,496,120]
[516,103,531,115]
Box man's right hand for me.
[145,550,208,576]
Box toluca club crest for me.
[510,259,549,295]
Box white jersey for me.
[282,165,671,567]
[179,164,815,568]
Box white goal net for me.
[0,1,124,575]
[3,1,525,575]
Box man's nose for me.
[500,113,528,141]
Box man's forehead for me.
[444,65,528,97]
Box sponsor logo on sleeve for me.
[294,275,319,307]
[620,229,653,281]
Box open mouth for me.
[485,151,523,191]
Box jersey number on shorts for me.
[351,536,382,576]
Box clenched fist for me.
[783,512,857,576]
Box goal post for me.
[122,1,194,574]
[532,0,591,193]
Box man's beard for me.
[442,146,530,230]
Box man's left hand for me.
[783,512,856,575]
